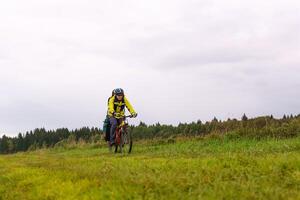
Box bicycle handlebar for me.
[113,114,137,119]
[124,115,136,119]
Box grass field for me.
[0,136,300,200]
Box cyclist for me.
[107,88,137,146]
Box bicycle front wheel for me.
[120,129,132,154]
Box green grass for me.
[0,137,300,200]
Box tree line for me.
[130,114,300,140]
[0,127,102,154]
[1,114,300,154]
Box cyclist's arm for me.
[108,96,115,116]
[124,96,136,115]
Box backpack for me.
[103,116,110,141]
[102,95,114,141]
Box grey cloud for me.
[1,0,300,136]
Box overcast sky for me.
[1,0,300,136]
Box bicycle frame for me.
[114,115,133,153]
[115,115,131,143]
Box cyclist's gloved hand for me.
[132,113,138,118]
[113,112,122,118]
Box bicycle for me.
[114,115,135,154]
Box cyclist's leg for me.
[109,117,118,145]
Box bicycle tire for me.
[114,129,132,154]
[121,129,132,154]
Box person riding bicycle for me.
[107,88,137,146]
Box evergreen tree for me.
[0,135,9,154]
[242,113,248,121]
[212,117,218,122]
[16,133,25,151]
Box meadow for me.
[0,136,300,200]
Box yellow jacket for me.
[107,95,136,118]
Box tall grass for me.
[0,136,300,200]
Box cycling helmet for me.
[114,88,124,95]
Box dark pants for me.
[109,117,121,144]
